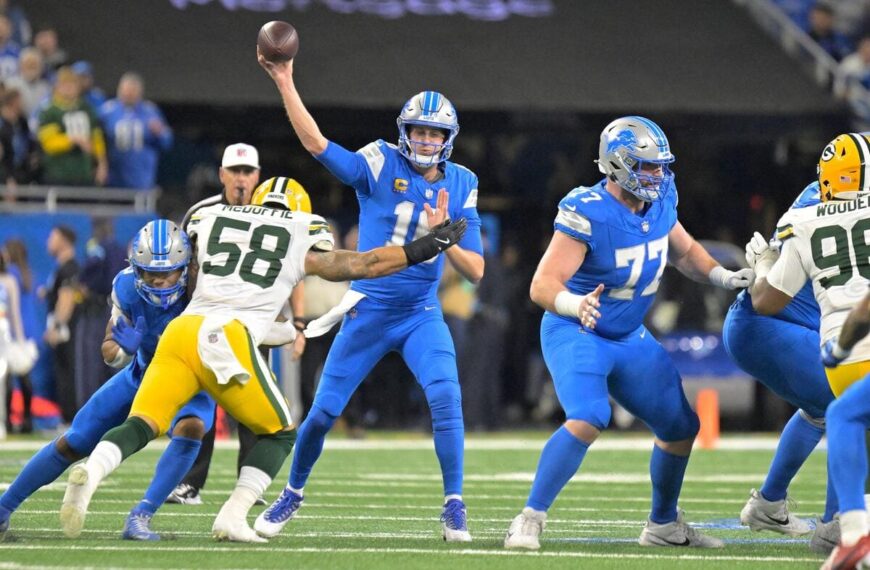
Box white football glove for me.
[744,231,770,270]
[709,266,756,290]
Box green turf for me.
[0,434,829,568]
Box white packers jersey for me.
[767,195,870,363]
[184,204,333,344]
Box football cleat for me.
[166,483,202,505]
[812,517,842,555]
[441,498,471,542]
[740,488,812,537]
[504,506,547,550]
[60,464,100,538]
[254,487,303,538]
[0,505,10,542]
[254,496,268,507]
[213,507,267,544]
[820,534,870,570]
[639,509,724,548]
[122,509,160,541]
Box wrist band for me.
[554,291,584,319]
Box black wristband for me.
[293,319,306,332]
[403,234,441,266]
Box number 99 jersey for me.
[553,179,678,339]
[185,204,334,344]
[767,195,870,364]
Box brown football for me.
[257,21,299,62]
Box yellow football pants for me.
[825,360,870,397]
[130,314,293,436]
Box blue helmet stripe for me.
[633,116,668,151]
[422,91,441,115]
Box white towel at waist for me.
[197,316,251,386]
[304,290,366,339]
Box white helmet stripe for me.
[849,133,870,191]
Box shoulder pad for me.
[357,140,387,182]
[791,181,820,209]
[307,215,335,252]
[559,186,609,222]
[112,268,137,304]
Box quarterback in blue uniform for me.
[724,182,838,550]
[257,54,483,541]
[503,117,753,550]
[0,220,215,542]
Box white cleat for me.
[504,507,547,550]
[213,504,267,544]
[639,509,724,548]
[810,516,840,554]
[60,464,100,538]
[739,488,812,537]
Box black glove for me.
[403,218,468,266]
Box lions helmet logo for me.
[820,143,836,162]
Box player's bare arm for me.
[425,188,485,283]
[667,221,719,281]
[530,232,603,328]
[305,218,468,281]
[257,50,328,155]
[749,277,793,315]
[100,318,120,363]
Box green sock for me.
[102,417,155,460]
[242,429,296,478]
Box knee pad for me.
[304,405,338,435]
[653,409,700,443]
[173,416,206,439]
[564,397,612,432]
[799,408,826,429]
[424,379,463,431]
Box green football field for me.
[0,434,830,569]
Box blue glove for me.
[111,315,146,356]
[821,338,850,368]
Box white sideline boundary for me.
[0,435,820,452]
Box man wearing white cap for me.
[170,143,306,506]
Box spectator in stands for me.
[2,239,36,433]
[42,225,79,424]
[773,0,814,32]
[100,72,172,190]
[835,35,870,98]
[0,15,19,83]
[74,218,125,409]
[0,88,38,195]
[71,61,106,111]
[6,48,50,119]
[0,0,29,47]
[37,66,107,186]
[33,27,66,78]
[808,2,853,61]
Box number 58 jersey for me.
[185,204,334,344]
[767,195,870,364]
[553,179,678,340]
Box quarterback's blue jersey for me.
[315,139,483,305]
[552,179,678,339]
[112,268,186,374]
[100,99,173,189]
[732,181,820,331]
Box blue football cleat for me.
[254,487,304,538]
[122,509,160,541]
[441,498,471,542]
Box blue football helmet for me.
[129,220,191,309]
[396,91,459,168]
[596,116,675,202]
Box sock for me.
[222,466,272,520]
[290,407,336,489]
[102,417,155,460]
[828,400,869,514]
[822,470,839,523]
[444,494,462,504]
[242,430,296,479]
[649,445,690,524]
[759,411,824,502]
[527,426,589,512]
[841,510,869,547]
[87,441,123,482]
[426,380,464,496]
[0,440,72,512]
[136,436,202,515]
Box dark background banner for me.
[27,0,837,114]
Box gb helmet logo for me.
[821,143,836,162]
